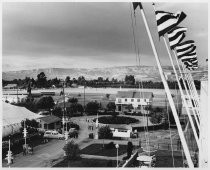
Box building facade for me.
[38,115,61,131]
[115,91,153,114]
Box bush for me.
[105,142,115,149]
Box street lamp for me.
[115,144,119,168]
[23,119,27,147]
[134,129,138,149]
[6,136,13,167]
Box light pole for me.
[134,129,138,149]
[23,119,27,147]
[6,136,13,167]
[84,83,86,115]
[115,144,119,168]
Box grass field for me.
[155,150,183,167]
[3,87,183,109]
[80,143,127,157]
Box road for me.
[2,116,90,168]
[2,115,179,167]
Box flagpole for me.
[173,50,200,131]
[138,3,194,167]
[176,56,200,125]
[180,63,200,117]
[183,66,200,117]
[163,36,200,148]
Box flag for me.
[177,45,196,58]
[132,2,142,11]
[181,53,197,62]
[168,26,187,49]
[155,10,186,37]
[180,54,197,62]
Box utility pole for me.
[16,86,19,103]
[84,83,86,115]
[62,81,66,135]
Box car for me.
[68,128,78,138]
[43,130,65,140]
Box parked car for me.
[43,130,65,140]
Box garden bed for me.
[96,115,139,124]
[80,143,127,157]
[53,157,117,167]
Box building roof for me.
[116,91,153,99]
[38,115,61,124]
[3,102,43,126]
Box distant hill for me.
[2,65,207,81]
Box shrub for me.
[105,142,115,149]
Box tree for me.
[127,141,133,159]
[20,119,39,134]
[86,101,100,115]
[106,93,110,99]
[98,125,113,139]
[63,140,80,166]
[125,75,135,85]
[36,96,55,111]
[106,102,116,112]
[36,72,47,88]
[98,125,113,148]
[52,107,63,118]
[68,97,78,103]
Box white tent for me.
[2,102,43,137]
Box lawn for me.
[80,143,127,157]
[53,158,117,167]
[155,150,184,167]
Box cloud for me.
[2,2,208,71]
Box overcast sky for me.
[2,2,208,71]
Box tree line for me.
[3,72,201,90]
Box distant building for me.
[4,84,17,89]
[115,91,154,114]
[37,115,61,130]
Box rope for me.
[129,3,138,66]
[129,3,149,153]
[166,93,175,167]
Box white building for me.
[115,91,153,114]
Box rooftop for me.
[38,115,61,124]
[116,91,154,99]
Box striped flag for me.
[155,10,186,37]
[167,26,187,49]
[177,45,196,59]
[180,53,197,62]
[132,2,141,11]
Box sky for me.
[2,2,208,71]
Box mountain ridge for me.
[2,65,206,81]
